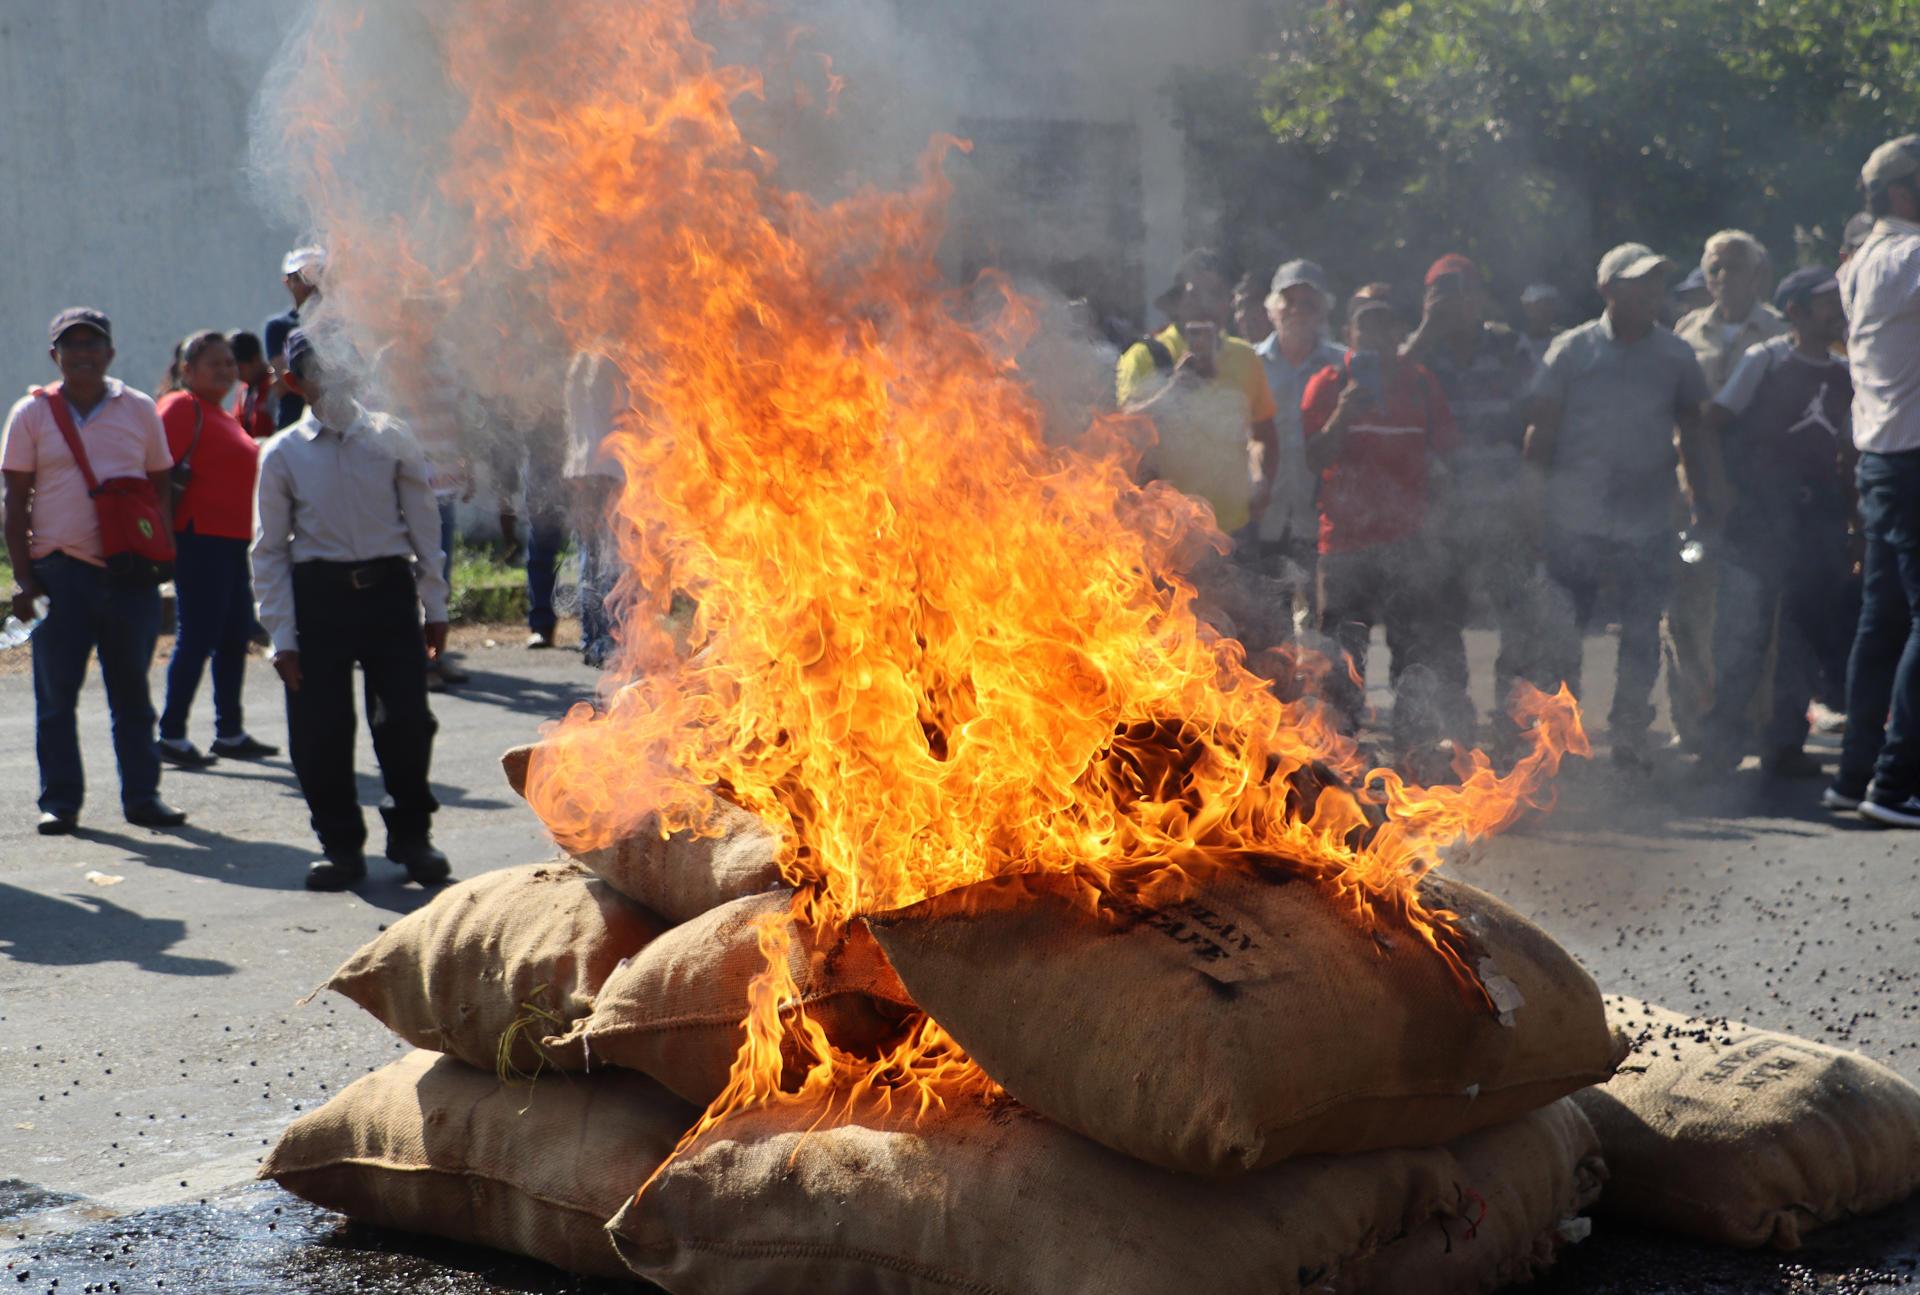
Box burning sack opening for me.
[1574,994,1920,1250]
[866,869,1621,1176]
[610,1093,1604,1295]
[262,1050,693,1281]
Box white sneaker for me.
[1859,795,1920,828]
[1820,786,1863,812]
[1808,701,1847,734]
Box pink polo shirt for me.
[0,379,172,566]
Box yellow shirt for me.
[1115,326,1279,532]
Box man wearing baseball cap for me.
[1693,267,1853,778]
[1832,135,1920,825]
[1,309,188,833]
[1523,242,1711,769]
[265,245,325,430]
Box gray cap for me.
[1596,242,1674,287]
[1519,283,1560,306]
[1269,259,1330,299]
[1862,135,1920,192]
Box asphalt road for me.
[2,627,1917,1293]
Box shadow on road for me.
[0,881,235,976]
[443,668,596,718]
[84,825,319,892]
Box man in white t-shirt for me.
[1832,135,1920,826]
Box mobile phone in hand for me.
[1348,349,1384,403]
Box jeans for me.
[1432,461,1536,737]
[525,513,567,637]
[436,498,457,587]
[29,552,163,815]
[1704,540,1847,759]
[1315,539,1463,749]
[1537,529,1674,738]
[1840,450,1920,801]
[286,559,439,854]
[160,529,253,743]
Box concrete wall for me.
[0,1,301,410]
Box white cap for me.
[282,245,327,282]
[1596,242,1673,288]
[1520,283,1560,305]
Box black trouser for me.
[287,558,439,855]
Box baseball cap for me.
[1519,283,1560,306]
[282,245,327,282]
[1773,266,1839,313]
[1269,259,1330,299]
[1675,266,1708,296]
[1424,253,1480,287]
[1596,242,1674,287]
[1842,211,1875,255]
[1154,248,1231,314]
[48,307,112,345]
[1348,282,1397,321]
[1861,135,1920,192]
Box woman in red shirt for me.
[157,331,278,766]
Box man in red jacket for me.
[1301,285,1465,762]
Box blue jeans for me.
[1840,450,1920,801]
[525,514,567,637]
[29,552,163,815]
[436,498,457,587]
[160,529,253,743]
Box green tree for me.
[1179,0,1920,316]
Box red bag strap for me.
[33,384,102,495]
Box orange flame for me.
[276,0,1588,1128]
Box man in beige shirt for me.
[1667,230,1791,754]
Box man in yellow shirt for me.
[1117,250,1281,538]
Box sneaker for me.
[157,738,217,769]
[1860,795,1920,828]
[36,811,78,836]
[1760,748,1826,780]
[526,630,555,650]
[306,849,367,892]
[1808,701,1847,734]
[1820,785,1864,812]
[210,733,280,759]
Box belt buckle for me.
[348,564,379,591]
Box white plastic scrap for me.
[1476,956,1525,1026]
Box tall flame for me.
[274,0,1587,1124]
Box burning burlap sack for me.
[502,743,785,925]
[263,1050,692,1280]
[546,889,915,1106]
[609,1094,1600,1294]
[322,861,665,1077]
[1573,994,1920,1250]
[866,869,1618,1175]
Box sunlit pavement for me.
[3,628,1916,1292]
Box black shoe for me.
[306,850,368,892]
[210,733,280,759]
[157,739,217,769]
[124,800,188,828]
[36,811,78,836]
[386,838,452,886]
[1761,748,1826,779]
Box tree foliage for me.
[1178,0,1920,315]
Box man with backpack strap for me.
[1,308,188,835]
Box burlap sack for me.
[323,861,665,1077]
[262,1050,692,1280]
[610,1095,1598,1294]
[1339,1098,1606,1294]
[502,743,785,925]
[1573,994,1920,1249]
[866,869,1618,1174]
[547,889,916,1107]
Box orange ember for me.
[276,0,1587,1125]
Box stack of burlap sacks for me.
[262,743,1920,1292]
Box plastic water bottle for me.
[0,596,49,650]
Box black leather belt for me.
[294,556,410,591]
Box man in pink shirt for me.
[2,308,188,834]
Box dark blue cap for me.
[1774,266,1839,313]
[48,307,111,345]
[1675,266,1708,295]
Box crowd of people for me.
[6,132,1920,899]
[1112,133,1920,826]
[1,248,625,891]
